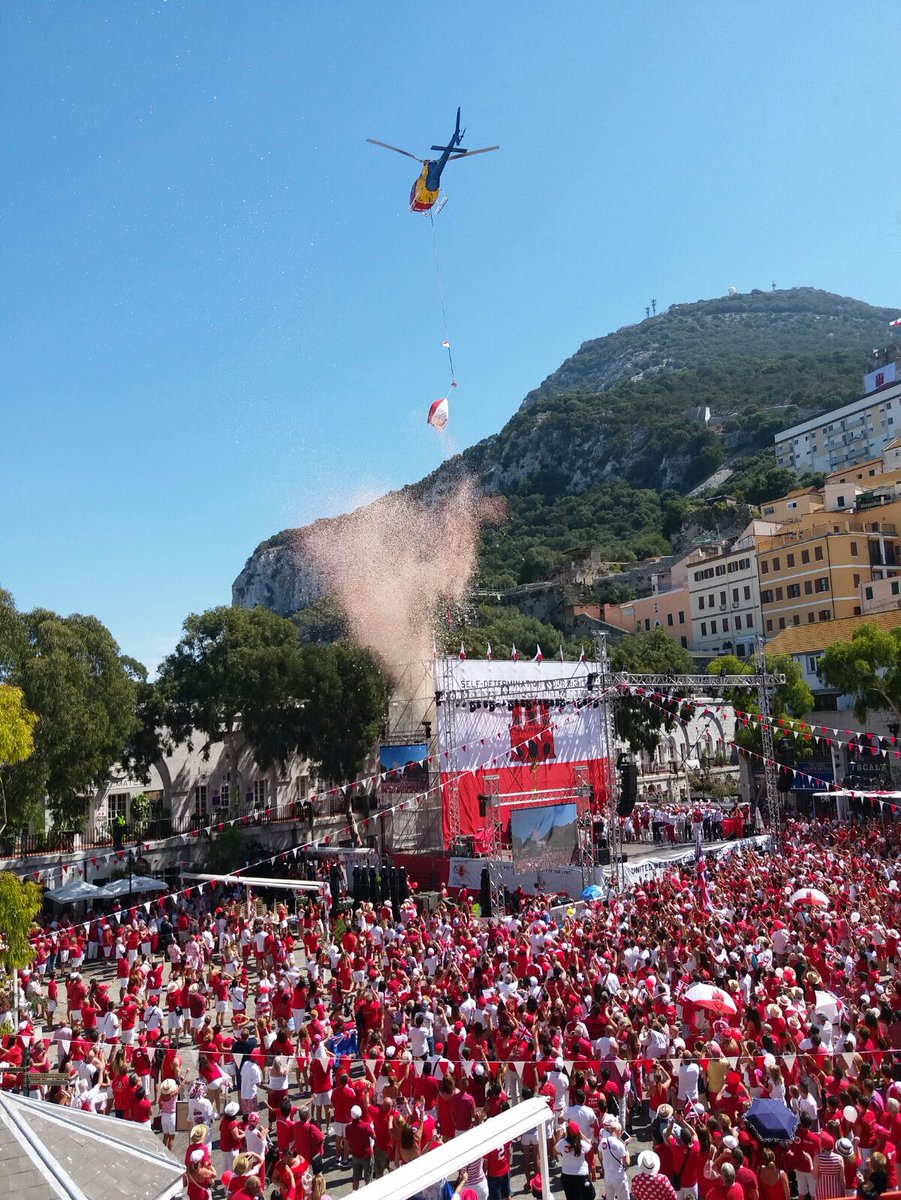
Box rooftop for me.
[766,609,901,658]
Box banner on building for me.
[864,361,897,394]
[435,658,608,847]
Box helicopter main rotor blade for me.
[447,146,500,159]
[366,139,424,162]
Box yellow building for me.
[757,504,901,635]
[760,487,824,524]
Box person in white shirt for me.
[677,1053,701,1107]
[238,1056,262,1116]
[598,1120,630,1200]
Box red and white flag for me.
[511,643,519,662]
[890,317,901,328]
[579,646,586,663]
[533,645,543,663]
[558,644,565,663]
[442,339,451,347]
[486,643,493,661]
[459,643,466,661]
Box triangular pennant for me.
[460,1059,474,1078]
[413,1060,424,1076]
[513,1061,526,1079]
[783,1053,796,1073]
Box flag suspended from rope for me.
[427,397,449,431]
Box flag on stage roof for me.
[559,644,565,662]
[579,646,586,662]
[511,643,519,661]
[533,645,543,663]
[459,643,466,661]
[486,643,493,661]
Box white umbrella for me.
[814,989,843,1022]
[790,888,829,908]
[683,983,738,1016]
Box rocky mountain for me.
[233,288,899,615]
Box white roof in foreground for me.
[0,1090,183,1200]
[354,1096,553,1200]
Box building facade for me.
[687,526,767,659]
[774,380,901,475]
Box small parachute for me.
[427,397,449,431]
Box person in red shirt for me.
[708,1162,744,1200]
[332,1071,358,1162]
[131,1085,153,1125]
[219,1101,245,1173]
[293,1105,325,1174]
[345,1105,375,1191]
[371,1095,399,1179]
[450,1081,476,1134]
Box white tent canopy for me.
[183,872,324,892]
[44,880,112,904]
[103,875,168,897]
[354,1097,554,1200]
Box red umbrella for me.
[790,888,829,908]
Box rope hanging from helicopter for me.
[429,207,457,392]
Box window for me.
[108,793,129,821]
[679,611,685,624]
[715,564,726,576]
[744,585,751,600]
[815,577,830,592]
[893,582,900,596]
[819,610,832,621]
[804,580,813,595]
[722,618,729,631]
[850,542,858,556]
[802,549,810,564]
[694,571,703,582]
[865,585,874,600]
[252,779,267,808]
[699,596,705,610]
[644,619,651,630]
[852,573,860,588]
[787,583,800,597]
[761,589,774,604]
[808,612,816,623]
[213,772,231,809]
[761,561,769,574]
[667,613,674,626]
[746,614,753,629]
[854,606,861,616]
[838,496,845,508]
[194,784,208,815]
[793,615,800,625]
[708,594,715,607]
[732,588,739,603]
[815,545,824,561]
[766,619,773,632]
[710,620,717,634]
[786,553,795,567]
[778,617,786,629]
[680,637,688,648]
[773,557,781,571]
[775,587,784,600]
[720,591,726,606]
[701,622,707,636]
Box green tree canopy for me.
[707,652,815,758]
[819,623,901,725]
[3,608,140,827]
[0,684,38,833]
[0,872,41,970]
[442,605,579,661]
[611,629,695,754]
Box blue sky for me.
[2,2,900,671]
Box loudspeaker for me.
[596,846,611,865]
[479,867,493,918]
[616,762,639,816]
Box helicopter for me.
[367,107,498,213]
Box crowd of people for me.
[3,813,900,1200]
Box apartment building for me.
[687,527,766,659]
[760,487,824,524]
[601,587,692,647]
[756,506,901,635]
[774,379,901,475]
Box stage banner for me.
[447,857,600,900]
[436,658,608,847]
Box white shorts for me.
[167,1012,180,1030]
[161,1112,176,1135]
[797,1172,816,1196]
[216,1001,227,1014]
[333,1122,347,1137]
[191,1017,203,1030]
[205,1077,224,1092]
[313,1091,332,1107]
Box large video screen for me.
[435,658,608,847]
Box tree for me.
[0,871,41,970]
[442,605,578,661]
[707,652,815,759]
[4,609,140,828]
[159,606,309,802]
[0,685,38,834]
[519,546,557,585]
[611,629,695,754]
[819,624,901,725]
[296,643,387,782]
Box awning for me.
[103,875,169,897]
[44,880,113,904]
